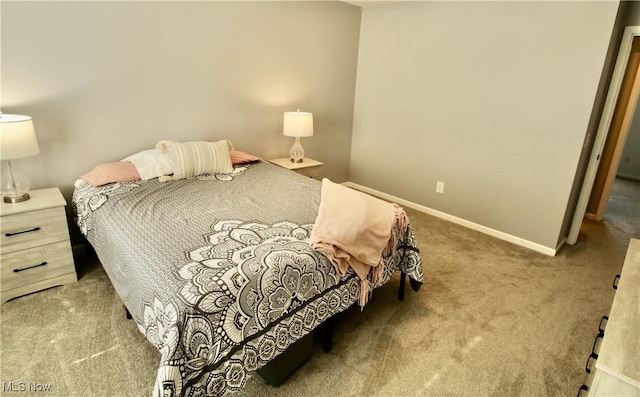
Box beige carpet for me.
[1,178,638,397]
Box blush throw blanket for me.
[310,179,408,306]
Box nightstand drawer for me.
[268,157,324,181]
[295,165,322,180]
[1,241,75,291]
[1,207,70,254]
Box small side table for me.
[268,157,323,180]
[1,187,77,303]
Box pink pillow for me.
[230,150,262,165]
[80,161,141,186]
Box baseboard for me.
[616,172,640,181]
[556,237,567,252]
[342,182,557,257]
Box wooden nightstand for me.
[268,157,323,180]
[1,187,77,303]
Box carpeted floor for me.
[1,178,638,397]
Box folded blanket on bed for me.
[310,179,408,306]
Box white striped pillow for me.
[155,140,233,182]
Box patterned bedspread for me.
[72,161,423,397]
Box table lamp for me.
[283,109,313,163]
[1,114,40,203]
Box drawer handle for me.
[612,274,620,290]
[590,332,604,359]
[13,261,48,273]
[599,315,608,334]
[585,352,598,374]
[5,227,41,237]
[577,384,589,397]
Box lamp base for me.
[289,137,305,164]
[2,160,33,204]
[4,192,30,203]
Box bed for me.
[72,144,423,397]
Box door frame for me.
[592,58,640,220]
[568,26,640,245]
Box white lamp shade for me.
[283,111,313,137]
[1,114,40,160]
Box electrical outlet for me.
[436,181,445,194]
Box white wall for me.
[1,1,360,203]
[350,1,618,251]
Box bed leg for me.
[323,317,333,353]
[398,271,407,300]
[125,307,132,320]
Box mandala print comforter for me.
[72,161,423,397]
